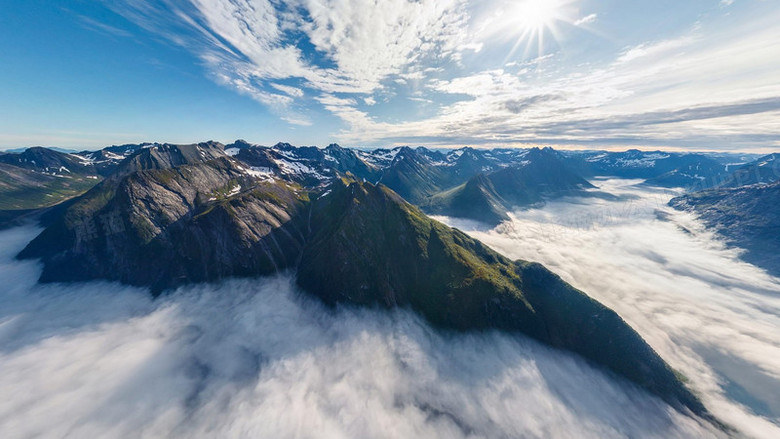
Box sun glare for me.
[516,0,560,30]
[502,0,577,60]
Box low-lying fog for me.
[437,178,780,439]
[0,179,776,438]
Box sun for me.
[503,0,577,60]
[515,0,561,31]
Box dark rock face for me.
[377,146,447,204]
[485,148,596,202]
[324,143,380,182]
[429,174,511,225]
[109,142,226,178]
[670,181,780,277]
[19,148,309,292]
[228,142,380,187]
[76,143,151,176]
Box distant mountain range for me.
[561,149,764,189]
[666,153,780,277]
[716,153,780,187]
[0,147,101,227]
[3,146,80,154]
[1,141,771,228]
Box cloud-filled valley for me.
[0,208,730,439]
[0,179,778,438]
[438,179,780,438]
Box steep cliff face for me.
[324,143,381,182]
[377,147,448,204]
[427,174,511,225]
[19,147,309,292]
[108,142,227,179]
[298,179,542,329]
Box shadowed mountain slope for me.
[425,148,597,225]
[671,181,780,277]
[298,178,712,423]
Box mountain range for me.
[2,141,768,229]
[716,153,780,188]
[2,140,744,429]
[4,140,779,430]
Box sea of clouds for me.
[0,179,776,438]
[437,178,780,439]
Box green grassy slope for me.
[297,179,713,422]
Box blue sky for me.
[1,0,778,151]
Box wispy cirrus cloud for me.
[104,0,474,127]
[574,13,597,26]
[75,14,134,38]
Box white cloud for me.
[280,114,313,127]
[436,180,780,439]
[328,11,780,149]
[615,36,695,64]
[103,0,780,149]
[574,13,597,26]
[270,83,304,98]
[108,0,473,112]
[290,0,471,93]
[0,225,720,438]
